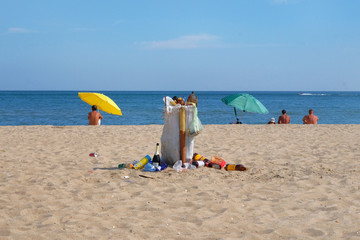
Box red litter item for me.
[89,152,98,157]
[211,156,226,169]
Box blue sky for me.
[1,0,359,91]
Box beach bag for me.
[188,104,203,136]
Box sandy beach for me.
[0,124,359,239]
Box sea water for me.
[0,91,359,126]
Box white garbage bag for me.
[160,102,195,166]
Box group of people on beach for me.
[268,109,319,124]
[86,93,319,126]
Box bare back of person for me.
[303,109,318,124]
[278,115,290,124]
[278,110,290,124]
[88,111,103,125]
[306,114,318,124]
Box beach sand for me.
[0,125,359,239]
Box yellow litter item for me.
[78,92,122,116]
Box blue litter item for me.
[144,163,156,172]
[158,163,168,171]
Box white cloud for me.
[138,34,222,50]
[8,27,34,33]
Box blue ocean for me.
[1,91,359,126]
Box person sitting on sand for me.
[268,118,276,124]
[186,91,198,106]
[302,109,319,124]
[278,109,290,124]
[88,105,103,125]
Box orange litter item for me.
[211,156,226,169]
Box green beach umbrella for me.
[221,93,269,123]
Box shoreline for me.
[1,125,359,239]
[1,123,360,127]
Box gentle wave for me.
[298,93,328,96]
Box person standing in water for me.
[88,105,103,125]
[186,91,198,106]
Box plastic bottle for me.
[173,160,191,172]
[152,143,161,168]
[188,164,196,170]
[192,161,205,168]
[204,159,212,167]
[193,153,209,162]
[144,162,156,172]
[125,160,139,169]
[133,155,151,170]
[212,164,221,169]
[224,164,247,171]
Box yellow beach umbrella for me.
[78,92,122,116]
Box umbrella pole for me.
[180,106,186,166]
[234,107,240,123]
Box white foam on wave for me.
[298,93,328,96]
